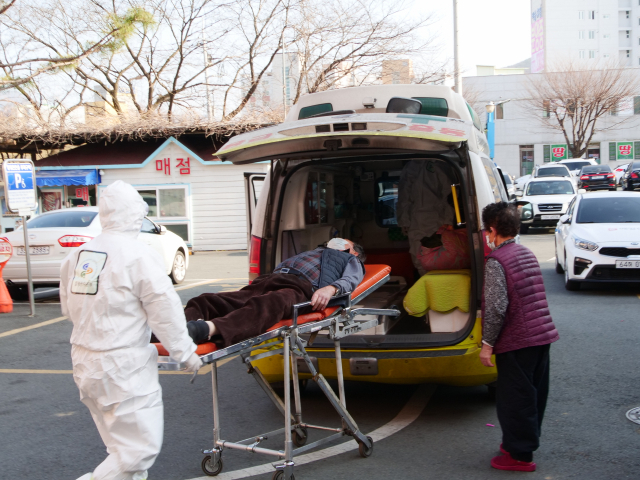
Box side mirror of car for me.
[158,225,167,235]
[515,189,524,197]
[560,214,570,224]
[577,188,586,194]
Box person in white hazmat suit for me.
[60,180,201,480]
[396,160,455,276]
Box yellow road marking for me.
[0,356,236,375]
[175,278,247,291]
[0,316,68,339]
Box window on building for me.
[627,31,631,39]
[626,11,631,19]
[589,50,597,58]
[603,53,610,58]
[589,30,596,39]
[579,30,585,39]
[495,103,504,120]
[627,50,631,57]
[542,100,551,118]
[135,186,189,241]
[589,11,596,20]
[579,50,586,59]
[634,96,640,115]
[578,11,584,19]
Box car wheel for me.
[169,250,187,284]
[564,257,580,291]
[555,256,564,274]
[6,283,29,301]
[519,225,529,234]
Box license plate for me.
[541,215,561,220]
[16,246,50,255]
[616,260,640,269]
[591,176,604,180]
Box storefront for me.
[24,135,268,251]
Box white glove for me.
[185,352,203,374]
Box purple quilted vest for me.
[482,242,559,354]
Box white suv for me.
[517,177,576,234]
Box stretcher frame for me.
[158,273,399,480]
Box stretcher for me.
[155,264,399,479]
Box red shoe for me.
[491,453,536,472]
[500,443,508,454]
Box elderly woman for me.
[479,202,559,472]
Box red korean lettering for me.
[409,124,435,132]
[164,158,170,175]
[176,157,191,175]
[156,160,163,171]
[439,127,465,137]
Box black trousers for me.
[496,343,551,463]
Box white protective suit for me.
[60,181,199,480]
[396,160,455,275]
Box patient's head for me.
[327,238,366,262]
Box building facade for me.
[4,136,268,250]
[533,0,640,72]
[464,71,640,178]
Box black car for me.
[621,161,640,191]
[578,165,616,191]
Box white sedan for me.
[555,192,640,291]
[2,207,189,296]
[516,177,577,234]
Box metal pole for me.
[453,0,462,96]
[487,111,495,160]
[202,22,213,122]
[22,216,34,316]
[281,31,287,116]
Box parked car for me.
[500,170,516,199]
[613,163,629,185]
[516,177,577,234]
[621,161,640,191]
[577,164,616,191]
[558,158,599,176]
[514,174,531,187]
[555,192,640,290]
[2,207,189,298]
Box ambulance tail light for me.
[249,235,262,281]
[58,235,93,247]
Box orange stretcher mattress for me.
[154,264,391,357]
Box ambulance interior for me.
[277,159,476,347]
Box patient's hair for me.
[482,202,520,238]
[352,242,367,263]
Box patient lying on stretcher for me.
[177,239,366,348]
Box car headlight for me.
[520,203,533,220]
[573,236,598,252]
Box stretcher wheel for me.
[201,455,223,476]
[293,427,308,447]
[358,436,373,458]
[272,470,295,480]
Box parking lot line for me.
[0,315,67,339]
[185,384,436,480]
[175,278,247,291]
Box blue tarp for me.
[36,169,101,187]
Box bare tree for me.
[526,60,640,158]
[286,0,431,103]
[0,0,153,91]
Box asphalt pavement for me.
[1,239,639,480]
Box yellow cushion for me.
[403,269,471,317]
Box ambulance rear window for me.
[411,97,448,117]
[299,103,333,120]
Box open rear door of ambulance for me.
[216,113,473,165]
[243,172,266,247]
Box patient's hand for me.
[310,285,338,311]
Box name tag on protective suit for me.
[71,250,108,295]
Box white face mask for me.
[327,238,349,251]
[486,231,496,251]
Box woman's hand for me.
[310,285,338,311]
[480,343,495,367]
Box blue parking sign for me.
[2,161,37,211]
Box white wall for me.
[100,141,268,251]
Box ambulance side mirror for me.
[158,225,167,235]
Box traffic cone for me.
[0,263,13,313]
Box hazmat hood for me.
[216,113,477,164]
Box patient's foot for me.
[187,320,211,344]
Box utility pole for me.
[202,22,214,121]
[281,30,287,116]
[453,0,462,96]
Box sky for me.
[410,0,532,76]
